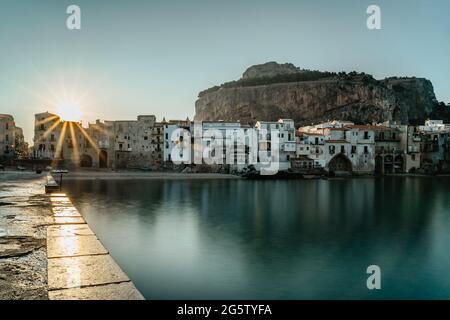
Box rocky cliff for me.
[195,62,444,126]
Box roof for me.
[299,132,324,136]
[346,125,393,131]
[325,140,350,144]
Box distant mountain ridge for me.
[195,62,449,126]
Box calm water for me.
[63,177,450,299]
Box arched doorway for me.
[384,155,394,174]
[80,154,93,168]
[99,150,108,168]
[328,154,352,173]
[375,155,383,174]
[394,155,404,173]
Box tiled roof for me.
[346,125,392,131]
[325,140,350,143]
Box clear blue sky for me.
[1,0,449,143]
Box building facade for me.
[0,114,16,159]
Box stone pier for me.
[46,193,144,300]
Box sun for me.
[56,102,82,122]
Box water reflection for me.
[63,177,450,299]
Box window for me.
[40,124,45,131]
[50,144,55,152]
[340,145,345,154]
[50,134,55,142]
[5,123,9,130]
[165,133,168,139]
[351,146,356,154]
[144,136,148,140]
[364,146,369,154]
[364,131,369,139]
[329,145,335,155]
[5,135,9,142]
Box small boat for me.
[52,169,69,174]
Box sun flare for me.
[56,102,82,122]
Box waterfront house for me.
[418,120,450,172]
[296,121,376,174]
[255,119,296,172]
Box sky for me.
[0,0,449,144]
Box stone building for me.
[109,115,164,169]
[32,112,166,169]
[33,112,88,167]
[14,127,28,158]
[374,124,422,174]
[417,120,450,172]
[0,114,16,160]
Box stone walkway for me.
[47,193,144,300]
[0,173,51,300]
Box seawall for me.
[45,176,144,300]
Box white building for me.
[255,119,296,171]
[297,122,377,174]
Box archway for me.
[375,155,383,174]
[394,155,404,173]
[384,155,394,174]
[99,150,108,168]
[328,154,352,173]
[80,154,93,168]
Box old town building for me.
[0,114,16,159]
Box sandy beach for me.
[0,171,53,300]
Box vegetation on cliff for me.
[195,62,449,126]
